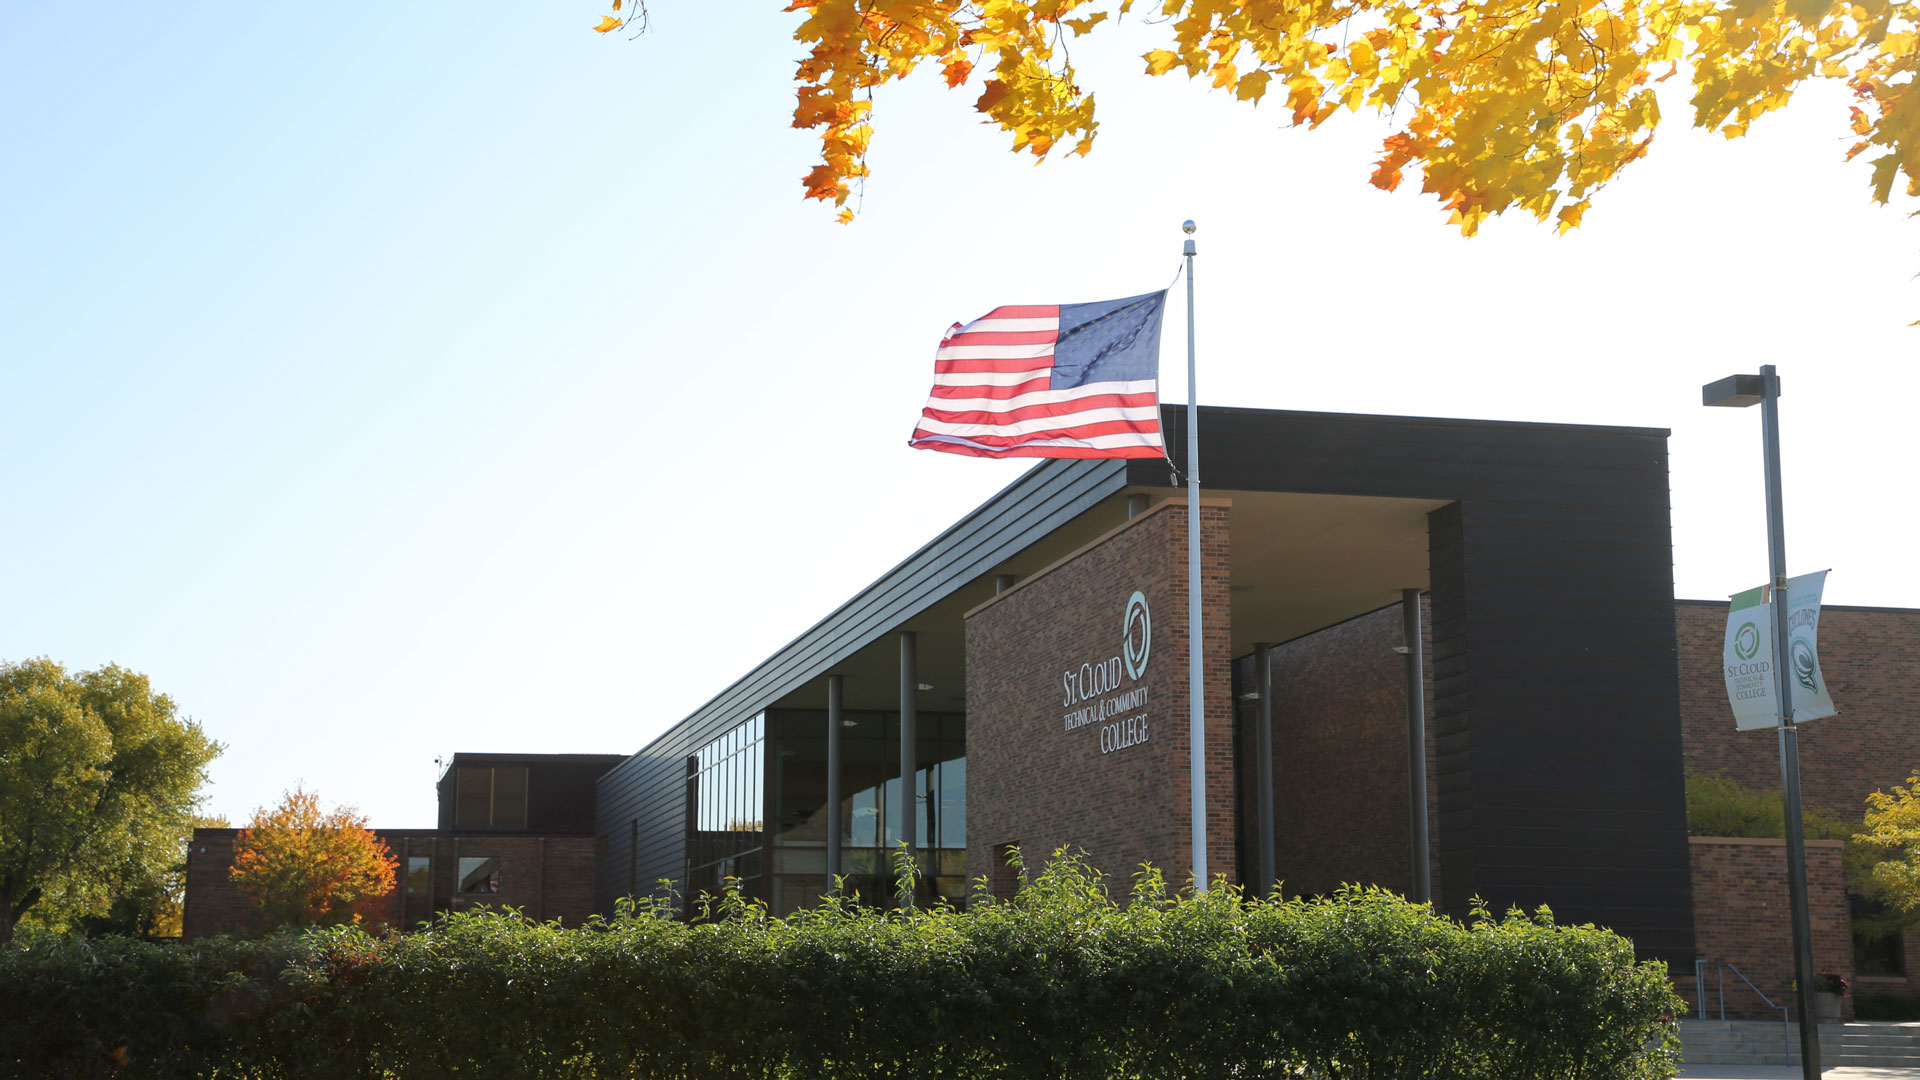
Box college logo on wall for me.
[1122,590,1151,680]
[1061,591,1153,755]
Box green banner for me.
[1722,571,1837,731]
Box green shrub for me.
[1686,772,1854,840]
[0,851,1682,1080]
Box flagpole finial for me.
[1182,219,1196,234]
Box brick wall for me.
[1679,602,1920,822]
[965,499,1235,897]
[1685,837,1851,1020]
[1266,599,1440,900]
[1679,601,1920,996]
[182,831,271,939]
[184,828,599,938]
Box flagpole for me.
[1183,220,1206,893]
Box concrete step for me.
[1681,1021,1920,1068]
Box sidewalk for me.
[1689,1060,1920,1068]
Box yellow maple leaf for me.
[743,0,1920,303]
[593,15,623,32]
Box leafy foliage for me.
[1852,774,1920,918]
[1685,771,1854,840]
[0,659,222,942]
[597,1,1920,250]
[2,849,1681,1079]
[229,788,397,930]
[72,813,230,941]
[1686,772,1920,943]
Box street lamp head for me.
[1703,373,1768,408]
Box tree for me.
[0,658,222,943]
[230,788,398,930]
[1851,775,1920,935]
[595,1,1919,248]
[72,813,230,940]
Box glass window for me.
[492,767,528,828]
[454,766,528,828]
[455,768,492,828]
[733,744,745,829]
[915,767,931,849]
[684,717,768,906]
[940,756,966,849]
[750,739,764,830]
[1853,897,1907,976]
[851,783,878,847]
[407,856,431,894]
[881,776,901,846]
[458,856,501,894]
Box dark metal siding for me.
[1144,406,1692,965]
[597,404,1692,964]
[436,755,623,834]
[595,458,1131,912]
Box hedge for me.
[0,851,1682,1080]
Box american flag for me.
[908,290,1168,459]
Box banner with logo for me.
[1722,570,1838,731]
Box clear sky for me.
[5,5,1914,828]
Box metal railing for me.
[1694,959,1792,1057]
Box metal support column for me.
[1402,588,1430,904]
[826,674,843,893]
[1255,642,1276,898]
[899,631,918,907]
[1182,220,1207,892]
[1759,366,1820,1080]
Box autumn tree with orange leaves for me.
[230,788,397,930]
[595,0,1918,254]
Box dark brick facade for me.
[965,499,1235,897]
[1265,600,1440,901]
[184,829,600,938]
[1681,838,1852,1019]
[1265,598,1920,991]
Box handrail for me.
[1693,959,1792,1057]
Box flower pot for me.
[1814,991,1844,1023]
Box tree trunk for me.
[0,885,43,943]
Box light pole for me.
[1702,364,1819,1080]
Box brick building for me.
[1240,595,1920,1018]
[594,405,1698,968]
[184,402,1918,1024]
[183,753,622,938]
[1675,600,1920,1013]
